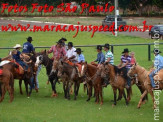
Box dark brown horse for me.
[57,60,85,100]
[0,64,14,103]
[35,50,58,97]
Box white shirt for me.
[66,47,78,61]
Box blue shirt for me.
[22,42,34,53]
[13,51,21,62]
[95,52,105,64]
[154,54,163,68]
[78,54,85,63]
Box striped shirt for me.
[121,55,131,68]
[105,50,114,65]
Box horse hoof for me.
[110,100,114,102]
[112,104,115,107]
[137,106,140,109]
[96,102,99,104]
[27,97,30,99]
[100,102,103,105]
[86,99,90,102]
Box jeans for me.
[17,60,28,70]
[31,65,42,89]
[127,68,131,86]
[149,67,163,88]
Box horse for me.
[128,63,163,109]
[57,60,85,100]
[0,64,14,103]
[81,63,103,104]
[99,63,131,106]
[35,50,58,97]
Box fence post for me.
[111,45,114,54]
[148,44,151,61]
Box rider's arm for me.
[117,60,123,67]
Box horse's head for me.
[80,62,88,77]
[57,60,64,77]
[35,50,47,67]
[127,63,137,78]
[100,63,110,79]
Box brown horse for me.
[81,63,103,104]
[0,64,14,103]
[99,63,131,106]
[57,60,85,100]
[128,63,163,109]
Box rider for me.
[91,45,105,68]
[149,49,163,89]
[60,37,67,52]
[22,36,36,55]
[102,43,114,87]
[118,48,132,89]
[65,42,77,63]
[75,48,85,77]
[12,44,28,71]
[47,40,66,60]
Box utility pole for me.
[114,0,119,37]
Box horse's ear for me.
[85,61,87,64]
[105,62,108,65]
[135,63,137,66]
[44,49,46,54]
[61,60,63,65]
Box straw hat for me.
[13,44,22,49]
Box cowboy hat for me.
[60,37,67,41]
[13,44,22,49]
[153,49,162,54]
[104,43,110,49]
[122,48,130,53]
[75,48,83,53]
[96,45,102,50]
[27,36,33,42]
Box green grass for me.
[0,31,163,122]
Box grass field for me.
[0,31,163,122]
[2,16,163,26]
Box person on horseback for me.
[60,37,67,52]
[12,44,28,71]
[149,49,163,89]
[118,48,131,89]
[102,43,114,87]
[47,40,66,60]
[65,42,77,63]
[91,45,105,68]
[75,48,85,77]
[104,44,114,65]
[22,37,36,55]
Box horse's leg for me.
[24,79,29,97]
[9,74,14,102]
[137,90,148,108]
[76,82,80,96]
[67,81,71,100]
[63,82,67,99]
[19,79,23,95]
[99,84,103,105]
[137,84,148,103]
[112,88,117,106]
[0,83,5,102]
[49,78,55,97]
[86,83,92,102]
[126,87,132,102]
[122,89,128,105]
[96,84,100,104]
[74,82,77,100]
[117,89,122,101]
[149,90,156,109]
[0,83,2,97]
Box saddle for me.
[13,62,24,75]
[65,60,82,77]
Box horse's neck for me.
[87,64,97,76]
[44,57,52,75]
[108,65,116,81]
[136,65,149,82]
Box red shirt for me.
[48,45,66,59]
